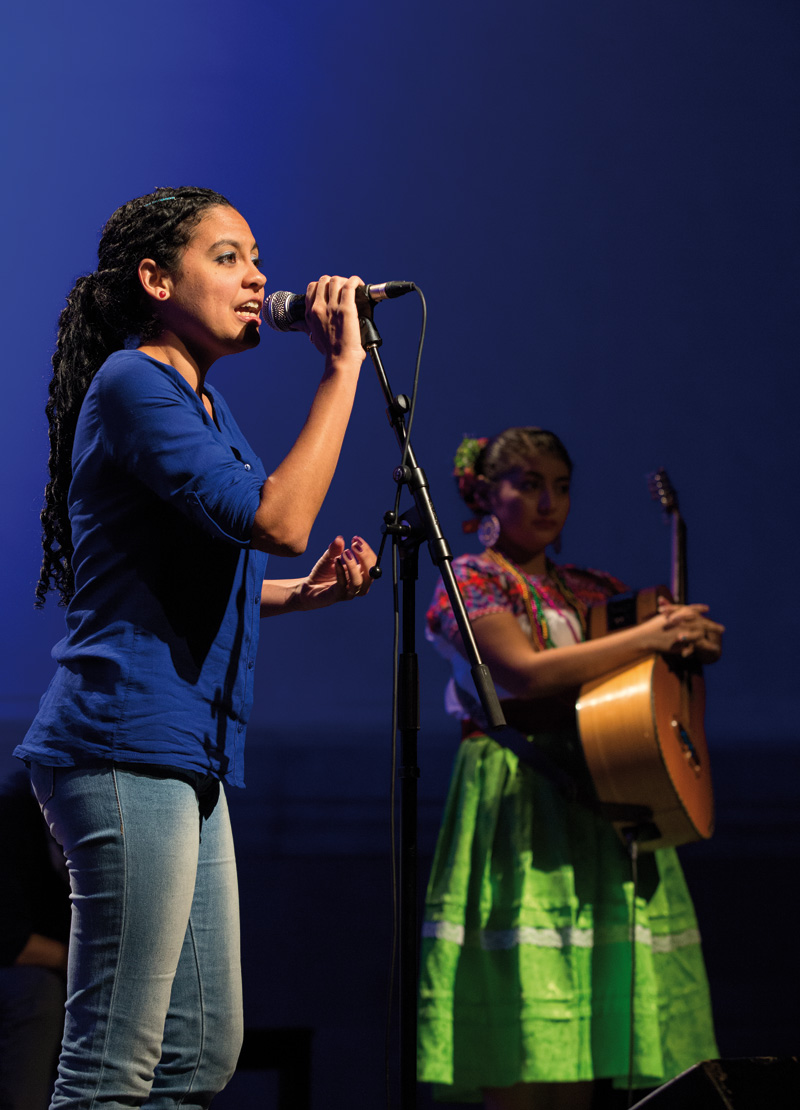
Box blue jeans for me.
[30,763,243,1110]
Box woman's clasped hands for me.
[647,597,724,663]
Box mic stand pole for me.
[359,306,506,1110]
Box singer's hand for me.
[295,535,377,610]
[305,275,367,368]
[258,536,377,615]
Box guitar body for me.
[576,570,714,850]
[576,644,713,851]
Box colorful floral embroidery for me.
[427,552,626,648]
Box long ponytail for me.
[35,185,231,607]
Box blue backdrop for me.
[2,0,797,747]
[2,1,798,1101]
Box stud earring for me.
[478,514,501,548]
[158,290,167,299]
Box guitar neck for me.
[672,514,688,605]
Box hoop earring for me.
[478,514,501,548]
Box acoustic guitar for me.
[575,469,714,851]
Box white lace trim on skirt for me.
[422,920,701,953]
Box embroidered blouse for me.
[426,551,625,726]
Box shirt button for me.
[248,660,254,670]
[244,463,251,470]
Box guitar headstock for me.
[648,467,680,520]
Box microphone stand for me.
[358,304,506,1110]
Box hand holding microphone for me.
[264,280,416,333]
[296,275,368,365]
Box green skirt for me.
[417,735,718,1101]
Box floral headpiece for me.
[453,434,489,532]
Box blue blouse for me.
[15,350,269,787]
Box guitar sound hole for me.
[672,719,701,770]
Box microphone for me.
[264,281,416,332]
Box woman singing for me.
[418,427,722,1110]
[15,186,375,1108]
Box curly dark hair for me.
[455,426,573,521]
[35,185,233,607]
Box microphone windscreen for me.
[264,290,304,332]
